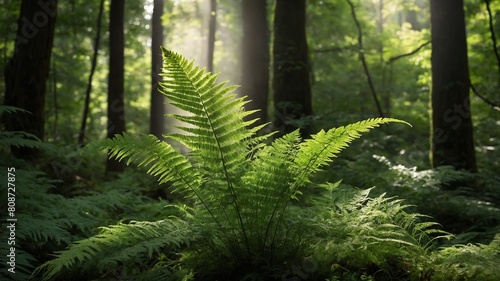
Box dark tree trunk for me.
[272,0,313,138]
[207,0,216,73]
[241,0,270,127]
[106,0,126,174]
[3,0,58,157]
[150,0,165,138]
[430,0,477,172]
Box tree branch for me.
[470,82,500,111]
[78,0,105,145]
[484,0,500,82]
[346,0,384,117]
[313,44,359,53]
[386,41,431,64]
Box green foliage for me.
[37,219,193,281]
[36,49,499,280]
[0,131,55,152]
[0,148,172,280]
[0,105,56,153]
[0,169,84,280]
[431,234,500,281]
[39,49,424,280]
[308,183,449,280]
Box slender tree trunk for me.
[2,0,58,158]
[430,0,477,172]
[207,0,216,73]
[272,0,313,138]
[106,0,126,174]
[150,0,165,138]
[78,0,105,146]
[241,0,270,127]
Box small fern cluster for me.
[0,106,56,154]
[370,156,500,237]
[0,136,172,281]
[35,49,499,280]
[431,233,500,280]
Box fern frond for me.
[85,133,200,197]
[432,234,500,280]
[37,219,193,280]
[16,214,73,245]
[0,105,31,115]
[159,48,271,257]
[294,118,410,187]
[0,131,56,152]
[239,130,302,251]
[160,48,263,178]
[308,185,446,277]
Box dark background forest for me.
[1,0,500,280]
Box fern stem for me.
[174,55,254,262]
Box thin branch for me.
[387,41,431,64]
[78,0,105,145]
[313,44,359,53]
[52,60,58,140]
[484,0,500,81]
[470,82,500,111]
[346,0,384,117]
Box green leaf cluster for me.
[36,49,499,280]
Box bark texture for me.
[430,0,477,172]
[3,0,58,151]
[272,0,312,137]
[106,0,126,173]
[241,0,270,127]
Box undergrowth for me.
[0,118,174,280]
[1,49,498,280]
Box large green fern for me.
[39,49,413,280]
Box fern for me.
[0,151,172,280]
[0,105,31,116]
[0,105,56,153]
[43,47,500,280]
[306,184,450,279]
[431,234,500,281]
[65,49,414,278]
[36,219,193,280]
[0,131,56,153]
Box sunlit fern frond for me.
[238,130,302,252]
[85,133,201,197]
[308,185,448,276]
[159,48,266,178]
[293,118,410,188]
[37,219,193,281]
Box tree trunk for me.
[3,0,58,157]
[207,0,216,73]
[272,0,313,138]
[241,0,270,127]
[430,0,477,172]
[106,0,126,174]
[150,0,165,138]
